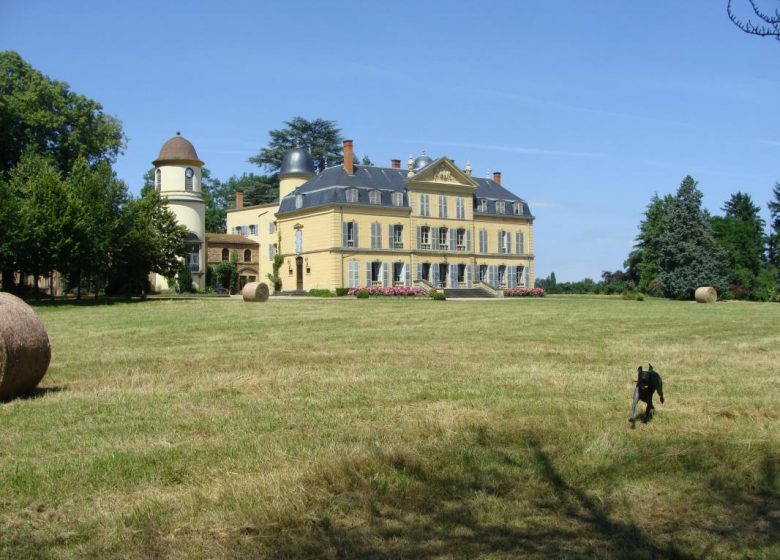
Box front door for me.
[296,257,304,291]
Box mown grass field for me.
[1,295,779,559]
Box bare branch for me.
[728,0,780,40]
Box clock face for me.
[185,168,194,178]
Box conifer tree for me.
[659,176,728,299]
[625,193,673,295]
[711,192,766,298]
[768,182,780,269]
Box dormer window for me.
[513,202,523,215]
[346,188,358,203]
[185,167,194,191]
[369,190,381,205]
[496,200,506,214]
[155,169,161,191]
[478,198,487,212]
[392,192,403,206]
[295,194,303,209]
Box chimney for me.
[493,171,502,185]
[235,189,244,209]
[391,159,401,169]
[343,139,354,175]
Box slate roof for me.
[277,164,533,219]
[205,233,257,245]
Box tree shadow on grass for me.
[231,430,779,560]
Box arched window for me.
[185,168,194,191]
[244,249,252,262]
[155,169,161,191]
[221,248,229,261]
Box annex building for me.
[226,139,535,294]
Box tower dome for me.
[280,147,315,177]
[153,132,203,166]
[413,152,433,172]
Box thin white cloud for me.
[428,140,604,158]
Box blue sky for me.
[3,0,779,281]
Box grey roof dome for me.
[280,147,315,177]
[153,132,203,166]
[413,153,433,172]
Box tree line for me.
[0,51,188,298]
[539,176,780,301]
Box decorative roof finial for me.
[176,131,181,136]
[464,161,472,176]
[407,154,415,177]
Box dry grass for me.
[0,296,778,559]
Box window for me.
[438,195,448,218]
[438,227,448,249]
[295,194,303,209]
[479,229,488,253]
[516,231,525,254]
[392,225,403,248]
[155,169,161,191]
[478,199,487,212]
[369,190,381,205]
[185,168,194,191]
[479,264,488,282]
[346,188,358,203]
[498,265,507,287]
[514,202,523,215]
[188,249,199,272]
[244,249,252,262]
[498,230,510,253]
[268,221,274,234]
[420,194,430,216]
[344,221,357,248]
[370,262,384,286]
[496,200,506,214]
[515,265,524,286]
[295,229,303,253]
[371,223,382,249]
[347,260,359,288]
[249,224,257,235]
[393,262,404,285]
[392,192,404,206]
[221,248,229,261]
[419,226,431,249]
[456,196,465,219]
[456,228,466,250]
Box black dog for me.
[629,363,664,425]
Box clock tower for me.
[152,132,206,291]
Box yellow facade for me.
[226,156,535,293]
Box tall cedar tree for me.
[250,117,343,176]
[711,192,766,298]
[0,51,125,175]
[659,176,728,299]
[624,193,673,295]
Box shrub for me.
[430,290,446,301]
[309,289,335,297]
[177,261,194,294]
[635,293,645,301]
[356,289,369,299]
[504,287,546,297]
[335,288,348,297]
[347,286,426,297]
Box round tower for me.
[279,147,315,199]
[152,132,206,291]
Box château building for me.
[226,139,535,294]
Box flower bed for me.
[504,287,546,297]
[347,286,426,297]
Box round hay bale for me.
[0,292,51,401]
[242,282,269,302]
[695,286,717,303]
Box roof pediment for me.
[406,157,477,190]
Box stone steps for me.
[443,288,494,299]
